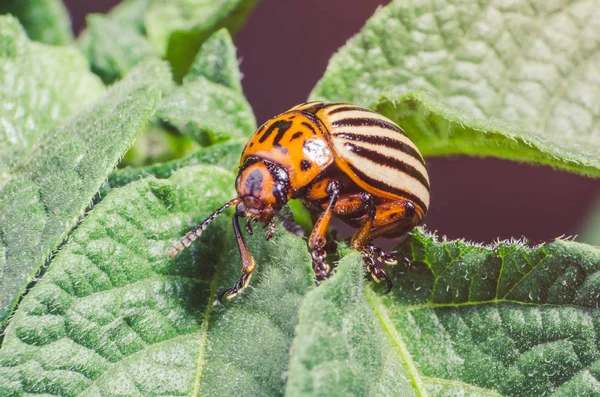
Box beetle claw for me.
[216,273,252,304]
[360,246,398,294]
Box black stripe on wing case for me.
[332,117,406,135]
[299,102,328,115]
[347,163,428,212]
[344,143,430,191]
[335,132,425,165]
[327,106,377,115]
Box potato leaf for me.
[156,29,255,146]
[0,59,171,326]
[0,165,313,395]
[0,0,73,45]
[0,16,104,187]
[144,0,260,80]
[311,0,600,177]
[287,229,600,396]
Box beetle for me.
[168,102,430,302]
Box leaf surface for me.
[287,229,600,396]
[156,31,255,145]
[80,14,158,84]
[106,140,245,192]
[157,79,256,145]
[144,0,260,80]
[311,0,600,177]
[0,59,171,326]
[0,0,73,45]
[0,165,313,396]
[184,28,243,93]
[0,16,104,187]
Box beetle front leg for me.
[309,180,340,282]
[217,212,257,303]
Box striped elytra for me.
[169,102,429,301]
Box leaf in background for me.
[287,229,600,396]
[157,78,256,145]
[0,59,171,326]
[0,165,313,395]
[0,16,104,187]
[0,0,73,45]
[157,29,255,146]
[103,0,149,33]
[579,195,600,247]
[311,0,600,177]
[184,28,243,93]
[144,0,260,81]
[79,14,158,84]
[119,122,199,168]
[106,140,245,193]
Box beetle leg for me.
[274,211,304,236]
[346,193,393,289]
[217,212,256,303]
[245,218,254,235]
[309,180,340,282]
[265,218,276,241]
[365,244,410,267]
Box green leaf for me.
[0,165,313,395]
[0,16,104,187]
[144,0,260,81]
[155,27,255,145]
[311,0,600,177]
[287,229,600,396]
[157,78,256,145]
[185,28,243,93]
[102,0,149,33]
[0,0,73,45]
[106,140,245,192]
[79,14,158,84]
[579,195,600,247]
[0,59,171,326]
[119,122,200,168]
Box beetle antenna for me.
[167,198,241,258]
[274,211,304,236]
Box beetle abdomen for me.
[318,103,430,215]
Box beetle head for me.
[234,158,291,223]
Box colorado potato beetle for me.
[168,102,430,301]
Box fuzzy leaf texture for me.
[0,0,73,45]
[156,29,256,146]
[0,165,314,396]
[0,56,171,326]
[144,0,260,80]
[311,0,600,177]
[0,16,104,187]
[287,230,600,396]
[80,13,158,84]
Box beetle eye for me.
[235,203,245,216]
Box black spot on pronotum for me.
[290,131,303,141]
[259,119,292,144]
[300,159,312,171]
[302,122,317,135]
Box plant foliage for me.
[1,0,599,396]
